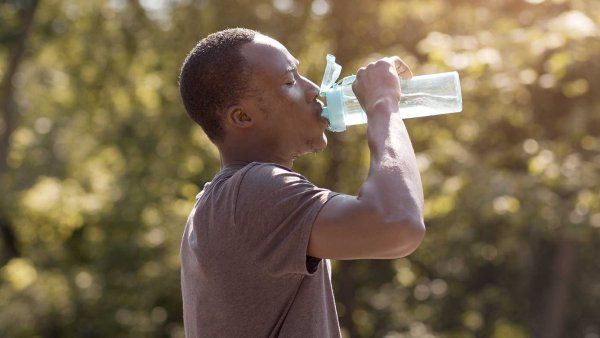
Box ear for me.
[224,104,253,129]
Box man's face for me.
[239,35,328,158]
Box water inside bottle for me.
[342,96,365,125]
[399,92,461,119]
[342,92,460,126]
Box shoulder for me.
[242,162,309,186]
[236,162,321,202]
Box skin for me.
[210,33,425,259]
[216,34,329,169]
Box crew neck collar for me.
[220,160,253,171]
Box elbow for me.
[389,218,426,258]
[405,219,426,256]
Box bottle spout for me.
[318,54,347,132]
[319,54,342,95]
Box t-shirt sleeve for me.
[234,163,339,277]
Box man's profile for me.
[179,28,425,337]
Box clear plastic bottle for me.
[319,55,463,132]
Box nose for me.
[303,76,321,102]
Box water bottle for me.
[319,54,463,132]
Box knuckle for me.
[381,58,394,66]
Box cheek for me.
[263,90,298,118]
[260,88,311,131]
[281,86,306,106]
[291,89,306,103]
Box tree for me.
[1,0,598,337]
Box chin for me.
[320,132,328,148]
[310,133,328,153]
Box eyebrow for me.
[285,58,300,73]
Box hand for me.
[352,56,413,117]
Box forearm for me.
[358,102,425,227]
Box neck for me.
[218,144,295,170]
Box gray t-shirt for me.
[180,161,342,337]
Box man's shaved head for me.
[179,28,258,143]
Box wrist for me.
[366,97,399,116]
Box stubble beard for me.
[306,133,327,154]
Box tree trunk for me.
[0,0,40,262]
[535,237,575,338]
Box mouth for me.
[319,116,329,126]
[314,101,330,128]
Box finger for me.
[386,56,413,80]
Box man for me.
[179,28,425,337]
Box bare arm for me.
[308,58,425,260]
[358,101,425,255]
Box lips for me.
[317,108,330,128]
[312,100,329,127]
[319,117,330,129]
[314,100,325,116]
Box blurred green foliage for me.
[1,0,599,337]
